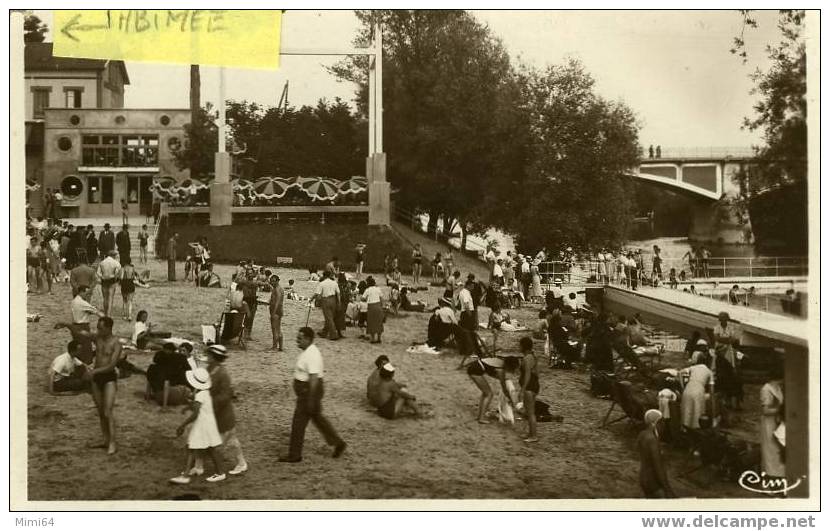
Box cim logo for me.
[738,470,806,495]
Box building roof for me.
[24,43,130,85]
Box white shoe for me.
[206,473,226,483]
[187,467,204,476]
[228,463,248,476]
[169,474,191,485]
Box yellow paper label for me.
[53,10,281,69]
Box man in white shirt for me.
[96,250,122,317]
[457,280,476,333]
[49,340,88,394]
[279,327,346,463]
[493,259,505,287]
[313,272,341,340]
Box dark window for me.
[87,176,100,203]
[80,135,159,167]
[32,88,50,118]
[127,177,139,203]
[70,115,81,125]
[57,137,72,152]
[65,89,82,108]
[160,115,171,126]
[101,176,113,203]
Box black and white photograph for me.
[8,5,820,515]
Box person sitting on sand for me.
[375,363,422,419]
[366,355,390,406]
[427,296,457,349]
[197,263,222,288]
[132,310,172,349]
[399,287,426,312]
[145,343,193,407]
[48,340,88,394]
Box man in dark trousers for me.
[167,233,178,281]
[279,327,346,463]
[269,275,285,351]
[116,224,131,266]
[98,223,116,261]
[237,267,266,340]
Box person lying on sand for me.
[375,363,423,419]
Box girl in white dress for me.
[169,368,226,484]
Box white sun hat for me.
[186,368,212,390]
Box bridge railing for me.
[534,256,807,286]
[641,146,757,159]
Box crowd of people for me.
[32,222,786,497]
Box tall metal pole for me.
[368,53,376,157]
[218,67,226,153]
[375,22,383,154]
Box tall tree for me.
[24,14,48,43]
[174,104,218,179]
[731,10,808,252]
[507,60,641,252]
[330,10,522,240]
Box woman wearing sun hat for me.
[169,367,226,484]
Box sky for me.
[33,10,784,149]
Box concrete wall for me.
[42,108,190,217]
[160,221,415,274]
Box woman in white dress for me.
[530,260,543,303]
[680,351,713,430]
[759,364,786,478]
[169,368,226,484]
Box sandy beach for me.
[25,260,757,500]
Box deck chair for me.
[216,311,246,349]
[600,380,654,428]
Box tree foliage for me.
[330,10,524,240]
[174,103,218,179]
[176,99,366,181]
[733,10,807,193]
[730,10,807,252]
[507,61,641,252]
[24,14,48,43]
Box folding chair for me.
[216,311,246,349]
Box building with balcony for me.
[24,43,190,218]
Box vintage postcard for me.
[8,6,821,516]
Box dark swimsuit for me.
[92,370,117,387]
[467,358,500,378]
[520,362,540,395]
[378,395,397,419]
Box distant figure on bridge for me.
[648,145,654,159]
[655,145,662,158]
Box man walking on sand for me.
[279,327,346,463]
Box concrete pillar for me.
[210,152,232,226]
[785,346,810,497]
[688,200,753,245]
[368,153,390,226]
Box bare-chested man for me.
[375,363,422,419]
[54,316,123,454]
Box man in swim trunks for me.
[63,316,123,454]
[375,363,422,419]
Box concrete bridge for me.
[630,147,757,244]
